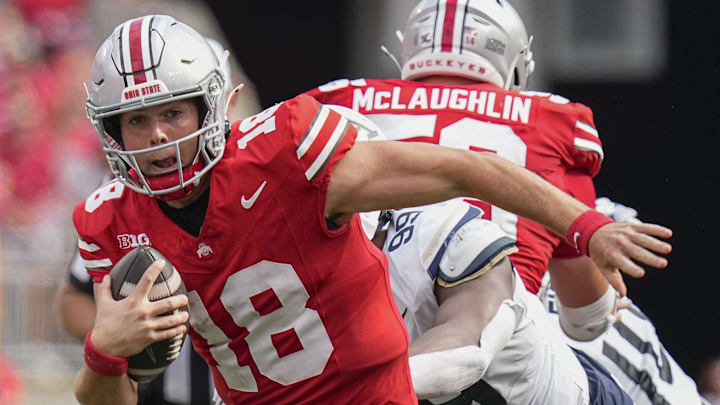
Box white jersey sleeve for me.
[383,200,490,342]
[538,274,705,405]
[384,200,590,405]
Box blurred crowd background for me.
[0,0,718,404]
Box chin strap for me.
[129,159,204,201]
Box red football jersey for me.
[73,94,416,405]
[305,79,603,293]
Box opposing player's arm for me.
[408,258,518,399]
[410,257,515,355]
[327,139,672,295]
[406,218,518,399]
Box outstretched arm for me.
[327,140,671,295]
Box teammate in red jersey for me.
[306,0,628,342]
[73,14,671,405]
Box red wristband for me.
[84,331,129,376]
[566,210,614,256]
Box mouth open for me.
[151,157,178,173]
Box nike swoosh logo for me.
[401,308,408,318]
[241,181,267,209]
[573,231,581,249]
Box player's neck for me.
[163,174,211,209]
[417,75,486,87]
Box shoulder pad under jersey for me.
[438,216,518,287]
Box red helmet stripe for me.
[441,0,459,52]
[129,17,147,84]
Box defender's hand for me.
[588,222,672,296]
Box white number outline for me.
[188,260,333,391]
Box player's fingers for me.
[630,232,672,255]
[151,325,187,343]
[152,310,189,330]
[614,253,646,279]
[632,223,672,239]
[134,260,165,299]
[626,244,668,269]
[149,295,189,316]
[616,296,632,310]
[93,275,113,303]
[602,268,627,297]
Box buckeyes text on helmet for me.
[85,15,229,200]
[400,0,535,90]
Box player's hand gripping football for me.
[588,222,672,297]
[90,260,189,357]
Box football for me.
[109,246,188,383]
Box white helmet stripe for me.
[452,0,469,54]
[140,16,153,80]
[121,19,135,86]
[122,16,153,86]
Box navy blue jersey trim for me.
[574,348,634,405]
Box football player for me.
[537,198,710,405]
[371,199,633,404]
[57,37,247,405]
[72,15,671,405]
[305,0,629,341]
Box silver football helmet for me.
[85,15,228,200]
[400,0,535,90]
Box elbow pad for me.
[558,285,617,341]
[409,300,519,399]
